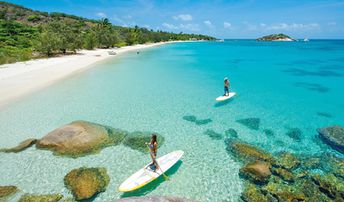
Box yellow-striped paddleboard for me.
[118,150,184,192]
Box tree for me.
[34,30,60,56]
[83,30,97,50]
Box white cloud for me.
[180,23,200,31]
[224,22,232,29]
[204,20,212,28]
[266,23,320,31]
[173,14,193,21]
[162,23,178,29]
[260,23,266,27]
[162,23,200,32]
[96,12,107,18]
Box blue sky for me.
[5,0,344,39]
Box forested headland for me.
[0,2,215,64]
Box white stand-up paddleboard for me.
[216,92,236,101]
[118,150,184,192]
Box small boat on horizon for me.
[304,38,309,42]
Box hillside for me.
[256,33,294,41]
[0,1,215,64]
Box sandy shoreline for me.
[0,41,176,107]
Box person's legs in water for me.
[224,86,229,96]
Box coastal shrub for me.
[27,15,41,22]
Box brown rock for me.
[64,167,110,200]
[0,139,37,153]
[239,161,271,184]
[36,121,127,157]
[0,186,18,201]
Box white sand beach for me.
[0,42,174,107]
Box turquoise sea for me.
[0,40,344,201]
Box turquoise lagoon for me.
[0,40,344,201]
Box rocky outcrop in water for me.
[123,131,165,153]
[18,194,63,202]
[225,128,238,138]
[226,138,344,202]
[286,128,302,142]
[318,126,344,153]
[272,152,300,170]
[36,121,127,157]
[236,118,260,130]
[239,161,271,184]
[113,196,198,202]
[203,129,223,140]
[226,139,273,162]
[0,139,37,153]
[0,186,18,201]
[64,167,110,200]
[183,115,212,125]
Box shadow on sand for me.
[120,161,183,198]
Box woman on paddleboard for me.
[224,77,230,96]
[146,134,159,171]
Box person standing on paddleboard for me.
[146,134,159,171]
[224,77,230,96]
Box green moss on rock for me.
[123,131,165,153]
[262,182,305,202]
[241,183,269,202]
[64,167,110,201]
[226,140,273,162]
[311,174,344,200]
[18,194,63,202]
[271,168,294,182]
[272,152,300,170]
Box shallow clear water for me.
[0,40,344,201]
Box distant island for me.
[0,2,215,65]
[256,34,295,41]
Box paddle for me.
[146,144,169,181]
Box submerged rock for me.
[18,194,63,202]
[286,128,302,142]
[0,139,37,153]
[311,174,344,200]
[64,167,110,200]
[271,168,294,182]
[241,183,269,202]
[263,129,274,137]
[239,161,271,184]
[317,126,344,153]
[272,152,300,170]
[225,128,238,138]
[203,129,223,140]
[113,196,198,202]
[236,118,260,130]
[262,182,306,202]
[123,131,165,153]
[36,121,127,157]
[226,140,273,162]
[0,186,18,201]
[182,115,212,125]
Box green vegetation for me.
[256,33,294,41]
[0,1,215,65]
